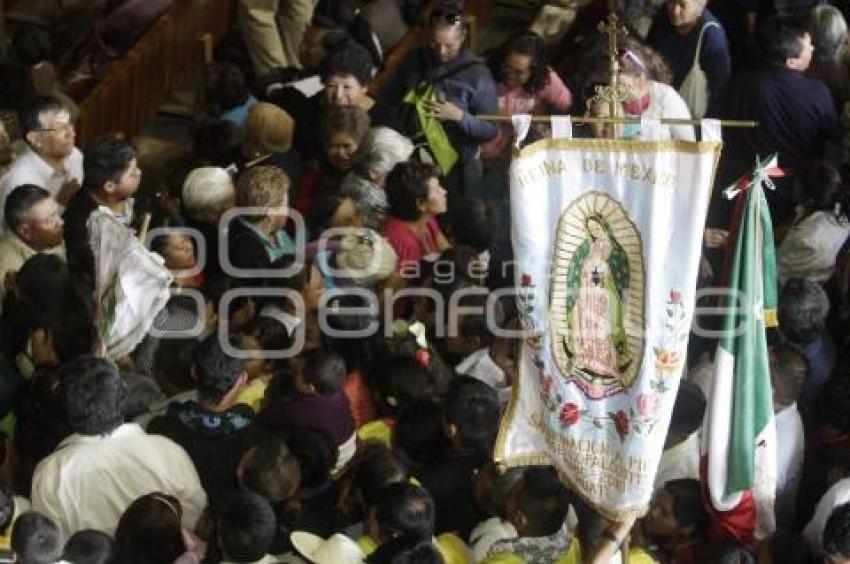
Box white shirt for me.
[777,210,850,284]
[31,423,207,540]
[644,81,696,141]
[654,431,701,490]
[803,478,850,554]
[0,145,83,231]
[469,517,517,562]
[775,402,805,531]
[455,347,511,403]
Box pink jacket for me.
[480,68,572,162]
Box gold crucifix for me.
[594,13,631,139]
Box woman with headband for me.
[374,2,499,197]
[615,39,696,141]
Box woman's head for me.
[242,102,296,159]
[615,39,671,98]
[321,106,371,172]
[428,3,468,64]
[236,165,290,228]
[352,127,415,185]
[320,41,375,107]
[386,161,447,221]
[665,0,707,32]
[182,166,236,224]
[114,493,184,564]
[493,31,550,91]
[809,4,847,63]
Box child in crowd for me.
[238,438,302,555]
[60,530,115,564]
[11,512,61,564]
[217,492,279,564]
[258,348,356,473]
[483,466,572,563]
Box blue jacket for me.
[379,46,499,161]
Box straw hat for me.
[290,532,365,564]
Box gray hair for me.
[339,172,388,231]
[182,167,235,224]
[352,127,415,182]
[810,4,848,63]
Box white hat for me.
[334,230,398,287]
[290,532,365,564]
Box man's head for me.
[756,15,815,71]
[192,334,248,406]
[83,137,141,204]
[506,466,570,537]
[443,376,500,456]
[644,479,707,541]
[238,438,302,503]
[22,96,75,162]
[60,355,125,436]
[294,348,347,395]
[371,482,436,542]
[4,184,63,250]
[778,278,830,345]
[217,492,277,562]
[824,502,850,563]
[11,512,61,564]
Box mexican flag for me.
[701,156,779,544]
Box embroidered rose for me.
[611,410,630,440]
[521,272,533,286]
[637,393,661,419]
[560,403,580,426]
[669,290,682,304]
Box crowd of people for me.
[0,0,848,561]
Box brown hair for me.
[617,38,673,84]
[320,106,371,146]
[242,102,295,158]
[236,165,290,212]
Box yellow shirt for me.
[554,539,658,564]
[357,533,472,564]
[235,378,268,412]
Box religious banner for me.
[496,133,721,520]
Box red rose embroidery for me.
[560,403,580,426]
[521,272,533,286]
[612,410,629,440]
[669,290,682,304]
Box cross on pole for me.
[594,12,631,139]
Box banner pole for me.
[476,114,758,128]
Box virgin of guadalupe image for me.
[563,215,632,382]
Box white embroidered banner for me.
[497,137,721,519]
